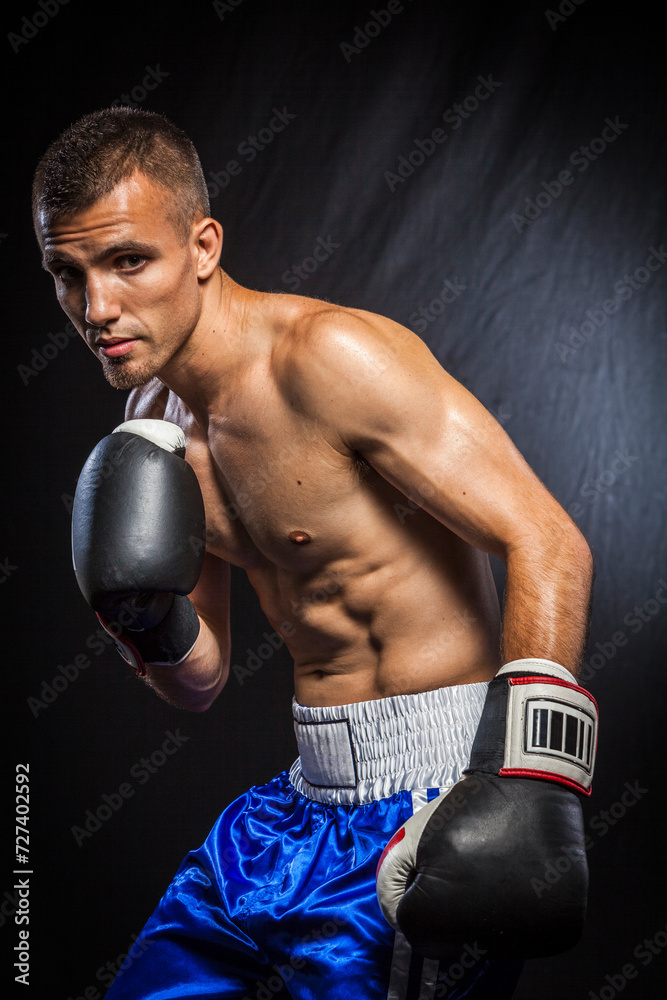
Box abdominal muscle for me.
[247,520,503,708]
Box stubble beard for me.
[99,333,182,390]
[100,353,163,390]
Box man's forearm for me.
[501,524,594,676]
[144,617,230,712]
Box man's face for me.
[38,172,203,389]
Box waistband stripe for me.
[290,682,488,805]
[295,718,358,789]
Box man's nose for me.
[85,276,122,327]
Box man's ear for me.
[193,217,223,279]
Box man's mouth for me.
[96,338,140,358]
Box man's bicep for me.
[359,378,563,558]
[303,313,570,558]
[189,550,232,659]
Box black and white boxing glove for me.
[376,658,598,959]
[72,419,206,675]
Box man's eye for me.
[118,254,146,269]
[57,266,79,283]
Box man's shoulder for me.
[272,292,407,376]
[270,290,364,331]
[270,291,432,400]
[290,295,389,342]
[125,378,171,421]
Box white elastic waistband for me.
[290,682,488,804]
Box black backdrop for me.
[3,1,666,997]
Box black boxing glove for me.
[376,658,598,960]
[72,419,206,675]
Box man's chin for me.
[101,355,159,390]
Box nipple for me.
[288,530,311,545]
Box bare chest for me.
[164,393,367,572]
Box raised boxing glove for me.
[72,419,206,675]
[376,658,598,959]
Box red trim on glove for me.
[499,766,592,797]
[376,826,405,876]
[95,613,147,676]
[507,675,599,712]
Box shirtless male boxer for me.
[34,108,597,1000]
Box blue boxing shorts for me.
[104,683,524,999]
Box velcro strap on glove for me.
[465,658,598,795]
[97,594,200,676]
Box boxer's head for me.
[33,108,222,389]
[33,107,210,247]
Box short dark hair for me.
[33,107,210,243]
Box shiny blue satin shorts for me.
[105,686,524,999]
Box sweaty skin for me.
[39,172,593,710]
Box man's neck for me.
[158,268,259,425]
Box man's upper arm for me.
[293,310,580,560]
[189,550,232,665]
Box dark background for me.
[3,0,666,997]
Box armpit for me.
[352,451,371,482]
